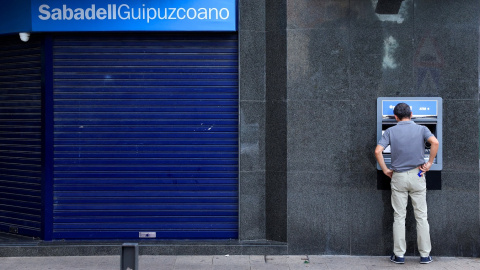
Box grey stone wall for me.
[238,0,267,241]
[239,0,480,256]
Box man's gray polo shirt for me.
[378,120,434,172]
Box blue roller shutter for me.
[52,33,238,239]
[0,35,43,237]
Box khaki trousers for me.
[391,168,431,257]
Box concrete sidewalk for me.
[1,255,479,270]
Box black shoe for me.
[390,254,405,264]
[420,256,433,264]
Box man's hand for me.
[383,168,393,179]
[419,161,432,176]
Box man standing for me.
[375,102,439,264]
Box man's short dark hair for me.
[394,103,411,120]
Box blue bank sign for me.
[0,0,236,34]
[32,0,236,31]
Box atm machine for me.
[377,97,442,190]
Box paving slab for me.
[212,255,251,265]
[139,255,176,270]
[1,256,120,270]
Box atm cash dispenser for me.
[376,97,442,190]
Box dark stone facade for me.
[238,0,480,256]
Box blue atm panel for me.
[376,97,442,190]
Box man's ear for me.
[394,115,400,121]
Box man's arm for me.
[375,145,393,178]
[420,135,439,174]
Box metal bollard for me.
[121,243,139,270]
